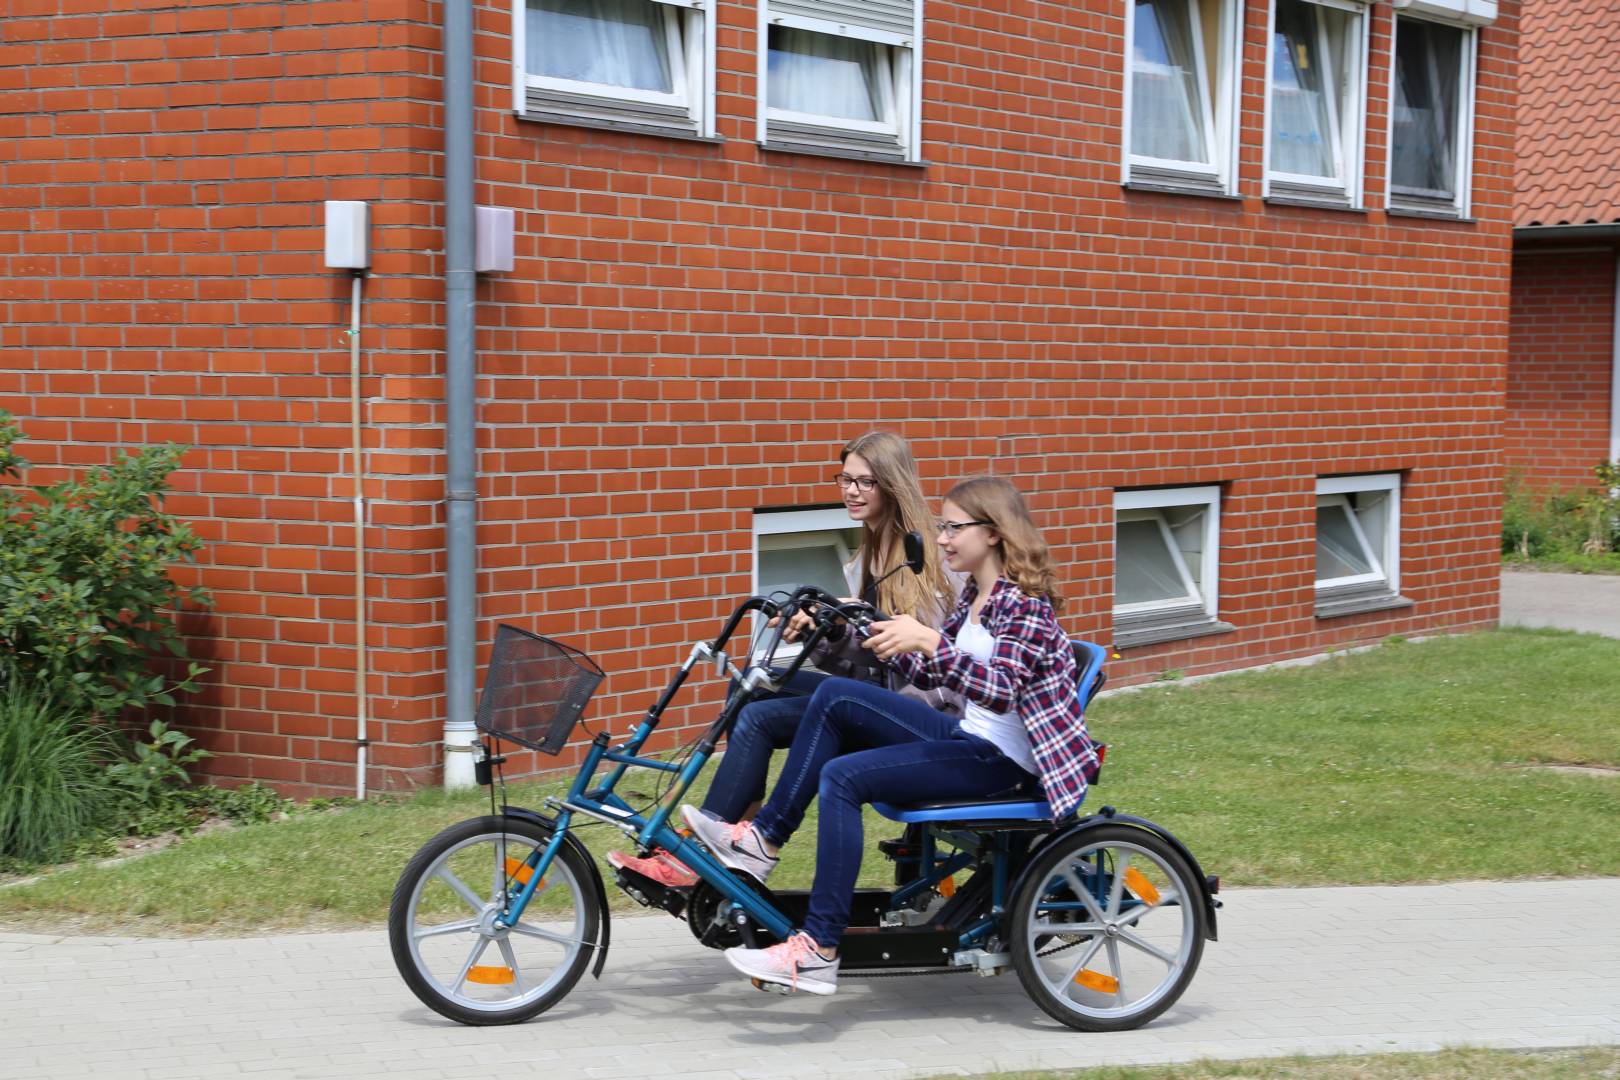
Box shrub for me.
[0,413,211,720]
[1502,462,1620,561]
[0,676,120,866]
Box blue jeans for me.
[699,668,828,823]
[752,677,1036,949]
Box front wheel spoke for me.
[451,936,492,995]
[435,867,487,914]
[509,921,584,948]
[413,917,480,942]
[1117,927,1177,966]
[496,936,526,997]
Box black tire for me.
[1009,823,1205,1032]
[389,815,601,1026]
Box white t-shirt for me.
[953,618,1037,774]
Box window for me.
[1388,15,1474,216]
[1315,474,1410,617]
[1124,0,1240,196]
[1265,0,1367,207]
[753,508,861,656]
[1113,486,1231,648]
[515,0,714,137]
[759,0,922,162]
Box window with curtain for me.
[1130,0,1212,166]
[1268,0,1361,196]
[1391,16,1467,206]
[753,509,862,658]
[768,27,891,124]
[519,0,709,136]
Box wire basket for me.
[475,625,606,755]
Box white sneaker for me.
[680,805,779,883]
[725,932,839,995]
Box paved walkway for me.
[1501,568,1620,639]
[3,879,1618,1080]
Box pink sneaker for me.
[606,849,698,889]
[725,931,840,995]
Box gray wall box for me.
[475,206,515,273]
[323,201,370,270]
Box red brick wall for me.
[1,0,1516,796]
[1506,248,1616,491]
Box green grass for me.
[924,1046,1620,1080]
[1504,552,1620,575]
[1,627,1617,934]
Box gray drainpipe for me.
[442,0,478,787]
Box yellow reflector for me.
[1074,968,1119,994]
[504,857,533,885]
[467,965,514,985]
[938,875,956,898]
[1123,867,1160,906]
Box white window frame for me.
[1385,13,1477,218]
[1262,0,1369,207]
[512,0,716,138]
[751,507,860,658]
[758,4,923,162]
[1112,486,1222,621]
[1314,473,1400,593]
[1121,0,1242,196]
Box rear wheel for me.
[1010,824,1205,1031]
[388,815,600,1026]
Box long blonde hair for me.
[943,476,1063,612]
[841,431,955,622]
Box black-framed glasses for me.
[936,518,991,538]
[835,473,879,492]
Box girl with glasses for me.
[681,477,1099,996]
[608,430,959,889]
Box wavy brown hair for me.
[841,431,956,623]
[943,476,1063,612]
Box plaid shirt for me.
[887,577,1099,820]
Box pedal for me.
[877,839,917,860]
[750,977,794,996]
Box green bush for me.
[0,413,211,720]
[1502,462,1620,562]
[0,675,120,866]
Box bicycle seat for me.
[871,640,1108,826]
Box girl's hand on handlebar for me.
[861,615,941,661]
[767,610,816,643]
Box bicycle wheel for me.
[1010,824,1205,1032]
[389,815,601,1026]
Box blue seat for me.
[872,639,1108,826]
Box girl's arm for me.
[886,593,1051,712]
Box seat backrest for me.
[1070,639,1108,711]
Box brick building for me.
[1,0,1515,796]
[1509,0,1619,493]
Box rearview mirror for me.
[903,531,925,574]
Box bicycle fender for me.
[1014,811,1219,942]
[502,806,613,978]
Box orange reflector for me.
[467,965,514,985]
[504,857,533,885]
[1123,867,1160,906]
[1074,968,1119,994]
[938,875,956,898]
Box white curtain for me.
[1392,18,1462,197]
[1269,1,1335,178]
[1116,517,1196,606]
[768,27,880,122]
[527,0,673,93]
[1130,1,1210,164]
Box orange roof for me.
[1517,0,1620,228]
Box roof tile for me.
[1517,0,1620,227]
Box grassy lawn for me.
[924,1046,1620,1080]
[1,627,1617,934]
[1504,553,1620,575]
